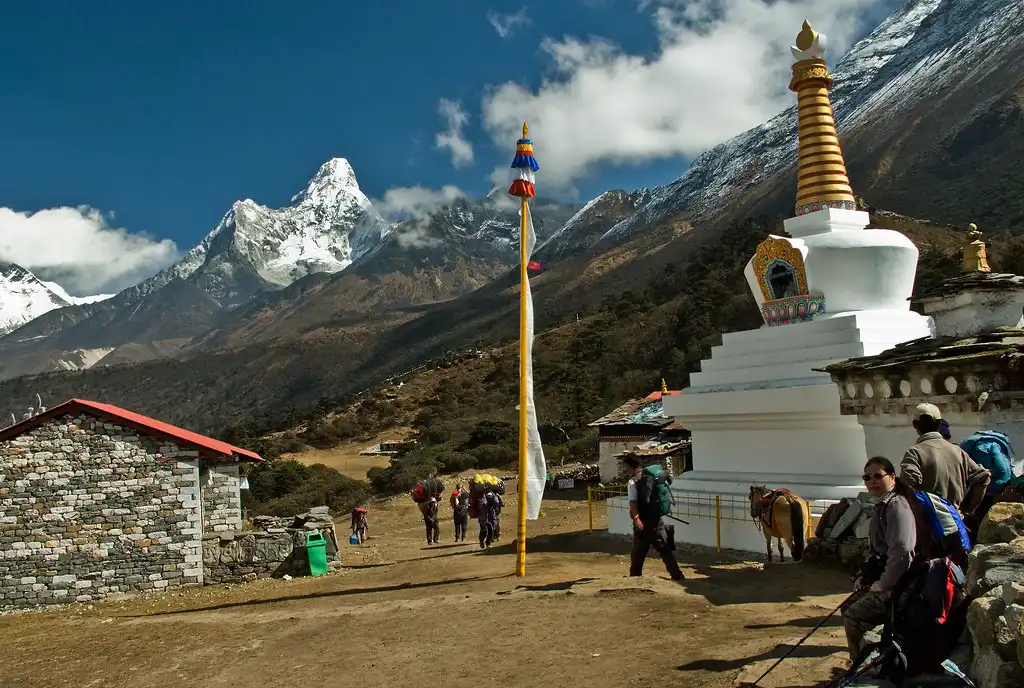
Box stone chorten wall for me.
[967,503,1024,687]
[0,414,204,608]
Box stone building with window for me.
[589,385,689,482]
[0,398,262,609]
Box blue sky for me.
[0,0,899,294]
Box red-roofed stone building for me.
[0,399,263,609]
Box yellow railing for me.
[587,485,819,552]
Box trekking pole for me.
[747,593,854,687]
[665,515,690,526]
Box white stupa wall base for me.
[920,289,1024,339]
[606,479,843,554]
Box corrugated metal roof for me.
[589,395,673,428]
[0,398,263,462]
[616,439,690,458]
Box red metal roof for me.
[0,398,263,462]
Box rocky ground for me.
[0,477,856,688]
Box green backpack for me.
[637,464,673,520]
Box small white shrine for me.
[825,229,1024,462]
[607,21,934,552]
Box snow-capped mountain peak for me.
[290,157,361,205]
[0,262,113,337]
[116,158,394,309]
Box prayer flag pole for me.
[508,122,540,577]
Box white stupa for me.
[607,21,934,553]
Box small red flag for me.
[527,260,542,271]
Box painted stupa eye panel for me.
[751,237,807,301]
[748,236,826,326]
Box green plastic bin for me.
[306,532,328,577]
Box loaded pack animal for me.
[748,485,809,564]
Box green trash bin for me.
[306,532,328,577]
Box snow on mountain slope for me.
[599,0,1019,242]
[120,158,393,309]
[38,280,114,306]
[0,262,112,337]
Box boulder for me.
[995,604,1024,661]
[978,503,1024,545]
[968,595,1007,659]
[967,538,1024,598]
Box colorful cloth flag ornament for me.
[508,123,540,199]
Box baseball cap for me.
[913,402,942,421]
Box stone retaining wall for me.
[967,502,1024,688]
[202,525,340,584]
[0,414,204,608]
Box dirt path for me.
[0,481,853,688]
[285,428,413,479]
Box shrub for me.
[244,459,370,516]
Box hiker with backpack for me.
[421,496,440,545]
[841,456,918,663]
[450,484,470,542]
[899,403,990,516]
[478,489,501,549]
[838,455,976,684]
[623,455,684,581]
[960,429,1017,538]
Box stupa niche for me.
[605,20,935,554]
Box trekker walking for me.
[478,490,500,549]
[351,506,368,543]
[900,403,990,514]
[841,457,918,663]
[451,484,470,542]
[422,496,440,545]
[624,455,683,581]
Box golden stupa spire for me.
[661,378,668,395]
[963,223,992,273]
[789,21,856,216]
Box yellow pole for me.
[715,495,722,552]
[587,487,593,532]
[516,121,530,577]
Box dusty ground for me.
[0,476,854,688]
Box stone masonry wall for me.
[203,531,298,584]
[201,463,241,533]
[966,502,1024,688]
[0,414,204,609]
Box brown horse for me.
[748,485,808,564]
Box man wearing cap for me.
[900,403,990,514]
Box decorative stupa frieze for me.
[789,21,856,217]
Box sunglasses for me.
[862,472,890,482]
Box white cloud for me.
[487,7,531,39]
[373,185,466,221]
[434,99,475,167]
[0,206,179,295]
[481,0,893,190]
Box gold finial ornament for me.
[795,20,818,51]
[963,223,992,273]
[522,122,529,138]
[789,22,856,216]
[661,378,668,395]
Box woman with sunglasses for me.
[841,456,918,663]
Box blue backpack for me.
[960,430,1014,493]
[912,491,971,561]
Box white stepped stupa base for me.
[606,310,934,552]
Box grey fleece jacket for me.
[901,431,991,508]
[870,491,917,591]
